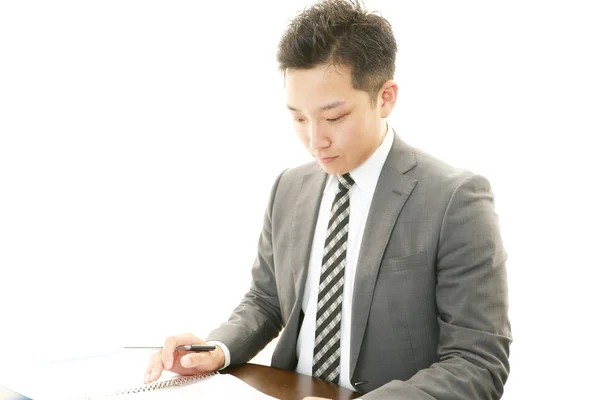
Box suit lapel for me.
[291,168,328,300]
[272,168,326,370]
[349,135,418,376]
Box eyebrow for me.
[286,100,346,113]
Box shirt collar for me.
[324,122,394,196]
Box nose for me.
[308,122,330,150]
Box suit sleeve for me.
[362,174,512,400]
[205,170,286,365]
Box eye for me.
[327,115,346,123]
[294,117,306,123]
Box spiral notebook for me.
[0,349,277,400]
[73,371,218,400]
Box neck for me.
[379,120,389,145]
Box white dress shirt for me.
[213,124,394,390]
[295,125,393,390]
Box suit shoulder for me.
[395,140,493,197]
[407,143,478,186]
[266,160,322,204]
[278,160,321,183]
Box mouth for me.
[317,156,338,164]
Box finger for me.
[179,352,212,370]
[162,333,204,370]
[144,352,163,383]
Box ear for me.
[379,80,398,118]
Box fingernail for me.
[180,356,189,367]
[144,373,149,383]
[164,359,171,369]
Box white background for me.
[1,1,598,398]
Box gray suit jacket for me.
[208,134,511,399]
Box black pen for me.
[123,344,216,352]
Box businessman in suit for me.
[145,1,511,398]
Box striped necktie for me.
[312,172,355,384]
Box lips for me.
[318,156,337,164]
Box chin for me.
[318,163,345,176]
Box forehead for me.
[285,65,363,111]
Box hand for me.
[144,333,225,383]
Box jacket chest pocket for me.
[379,250,428,275]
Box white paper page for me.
[0,349,277,400]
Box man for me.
[145,1,511,398]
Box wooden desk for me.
[225,363,361,400]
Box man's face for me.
[285,65,386,175]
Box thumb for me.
[180,352,215,369]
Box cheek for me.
[295,127,311,147]
[337,120,364,149]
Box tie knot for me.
[337,173,355,190]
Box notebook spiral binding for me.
[75,371,219,399]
